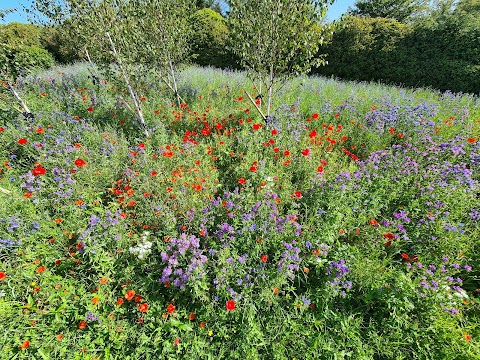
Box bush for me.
[190,9,240,69]
[316,15,480,94]
[0,23,56,80]
[14,46,55,72]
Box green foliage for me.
[40,25,81,64]
[0,23,44,48]
[227,0,334,117]
[0,63,479,359]
[0,23,56,84]
[191,9,238,69]
[316,15,480,94]
[349,0,428,22]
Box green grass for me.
[0,63,479,359]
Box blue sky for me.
[1,0,356,23]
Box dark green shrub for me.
[316,15,480,94]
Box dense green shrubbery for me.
[190,9,239,69]
[0,23,56,79]
[315,15,480,94]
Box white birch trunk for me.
[8,82,30,114]
[106,32,149,137]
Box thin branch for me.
[117,95,136,115]
[244,90,266,120]
[106,32,149,137]
[0,96,22,113]
[168,55,181,107]
[158,73,186,104]
[7,82,30,114]
[0,186,11,194]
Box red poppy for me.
[200,321,205,328]
[383,233,394,240]
[138,303,149,313]
[467,138,476,144]
[389,128,395,134]
[0,127,5,132]
[32,166,46,176]
[151,171,157,176]
[20,340,30,350]
[309,130,317,138]
[75,158,86,167]
[252,124,262,130]
[317,166,324,173]
[301,149,310,156]
[249,165,257,172]
[226,300,235,311]
[55,260,62,265]
[238,178,246,185]
[401,253,409,260]
[167,304,176,314]
[78,321,87,329]
[36,265,46,273]
[36,128,44,134]
[87,107,93,113]
[464,334,472,342]
[125,290,135,301]
[261,254,268,263]
[18,138,28,145]
[189,313,196,321]
[312,113,319,119]
[0,272,5,281]
[283,150,290,157]
[173,337,181,346]
[369,219,378,227]
[351,155,359,161]
[294,191,302,198]
[116,298,124,306]
[271,129,278,135]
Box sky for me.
[1,0,357,24]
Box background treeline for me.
[313,0,480,94]
[1,0,479,94]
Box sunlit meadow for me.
[0,64,479,359]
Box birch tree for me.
[227,0,334,119]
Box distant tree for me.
[227,0,333,119]
[349,0,427,22]
[191,8,238,68]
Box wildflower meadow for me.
[0,64,479,359]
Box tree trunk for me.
[8,82,30,114]
[106,32,149,137]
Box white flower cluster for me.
[129,232,153,260]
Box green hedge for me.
[315,16,480,94]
